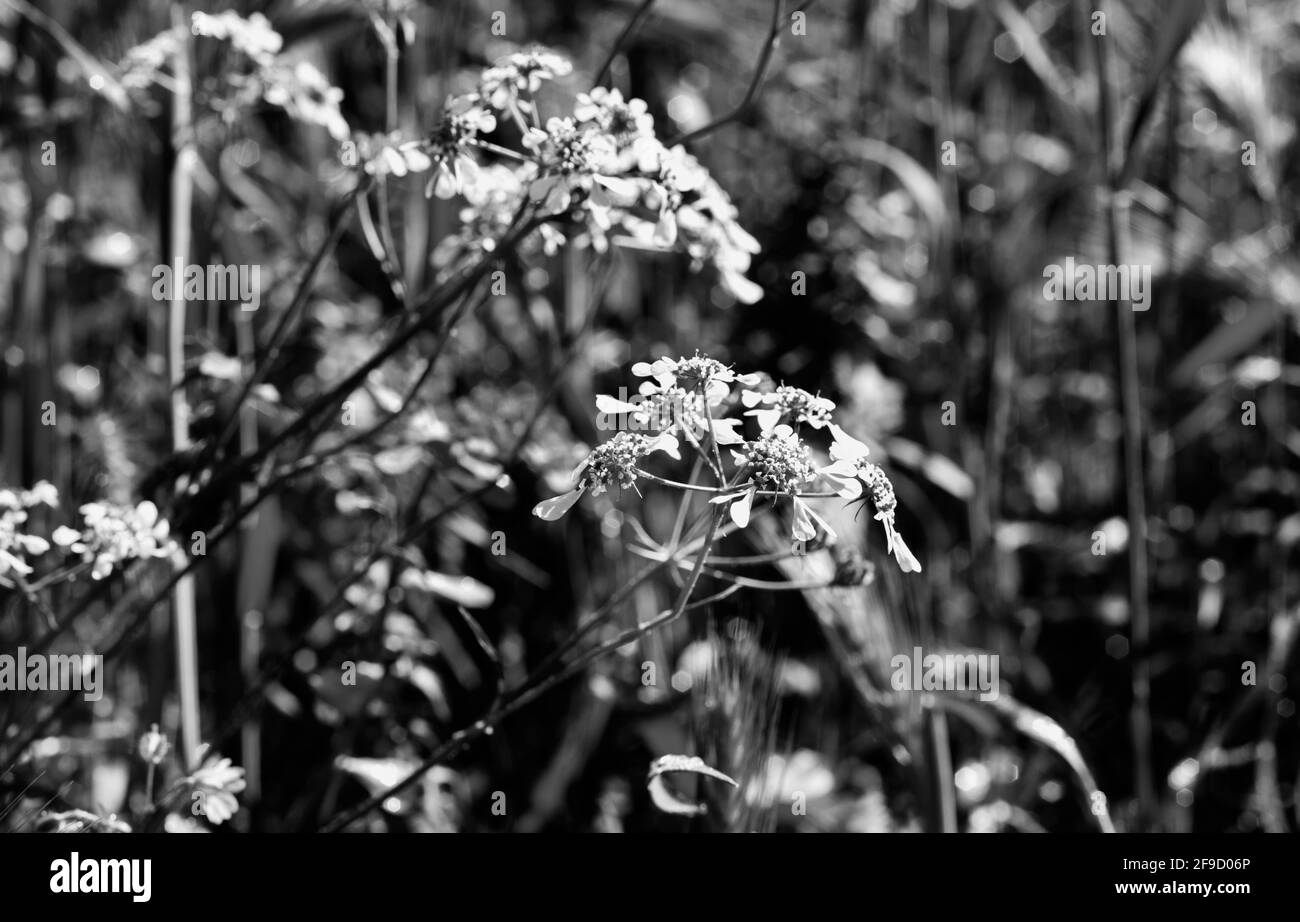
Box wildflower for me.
[357,132,432,178]
[191,11,282,62]
[574,88,654,146]
[261,60,350,141]
[631,352,760,401]
[53,500,177,580]
[425,96,496,198]
[0,481,58,578]
[635,142,708,246]
[713,425,833,540]
[185,746,247,825]
[742,385,835,432]
[819,425,921,572]
[523,117,639,220]
[479,46,573,126]
[533,431,680,521]
[596,385,744,447]
[118,30,182,90]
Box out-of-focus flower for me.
[574,88,654,146]
[479,45,573,125]
[138,724,170,766]
[53,500,177,580]
[533,431,680,521]
[185,746,247,826]
[191,11,282,62]
[0,481,58,578]
[33,809,131,834]
[357,132,432,178]
[426,96,497,198]
[523,117,640,225]
[118,29,182,90]
[627,143,763,301]
[261,60,349,141]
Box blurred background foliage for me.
[1,0,1297,833]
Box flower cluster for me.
[119,13,350,141]
[479,46,574,125]
[534,354,922,574]
[355,44,761,304]
[190,10,282,60]
[739,426,815,494]
[743,385,835,432]
[0,481,58,578]
[533,431,680,521]
[53,501,178,580]
[426,98,498,197]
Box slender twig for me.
[211,180,369,456]
[592,0,658,88]
[670,0,810,146]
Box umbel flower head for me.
[535,355,923,574]
[523,117,640,221]
[713,424,834,539]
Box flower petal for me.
[892,533,922,573]
[532,488,584,521]
[730,486,757,528]
[647,432,681,460]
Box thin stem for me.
[1093,2,1154,827]
[319,507,728,832]
[592,0,658,88]
[670,0,812,146]
[168,1,201,767]
[212,180,368,455]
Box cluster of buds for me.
[738,427,815,495]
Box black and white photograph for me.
[0,0,1293,898]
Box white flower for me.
[186,746,247,826]
[425,96,497,199]
[57,500,178,580]
[574,88,654,146]
[533,431,680,521]
[523,117,640,221]
[479,46,573,125]
[359,133,432,178]
[818,425,921,573]
[742,385,835,433]
[0,482,61,579]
